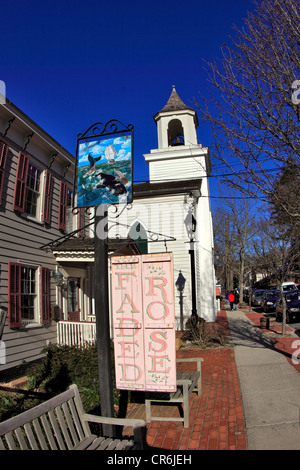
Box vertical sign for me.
[111,253,176,392]
[111,256,145,390]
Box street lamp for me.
[184,210,198,323]
[175,270,186,331]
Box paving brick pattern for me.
[125,309,247,450]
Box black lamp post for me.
[184,210,198,323]
[175,270,186,331]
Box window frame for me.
[23,162,42,219]
[8,262,51,328]
[58,180,68,231]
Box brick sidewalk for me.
[125,308,247,450]
[243,309,300,374]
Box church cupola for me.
[153,86,199,149]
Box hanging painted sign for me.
[74,121,133,208]
[111,253,176,392]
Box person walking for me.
[234,290,239,310]
[228,291,235,310]
[225,291,230,306]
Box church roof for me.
[158,86,194,113]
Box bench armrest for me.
[176,357,204,363]
[82,414,147,450]
[176,379,194,385]
[82,413,146,429]
[176,357,203,372]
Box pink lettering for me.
[115,272,137,289]
[119,364,142,381]
[148,355,171,373]
[116,318,140,336]
[146,301,169,320]
[145,276,170,303]
[117,341,139,358]
[149,331,168,353]
[116,293,139,313]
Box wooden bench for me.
[145,357,203,428]
[0,384,146,450]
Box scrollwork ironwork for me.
[77,120,134,140]
[107,202,133,219]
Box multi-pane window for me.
[24,164,41,217]
[20,266,36,321]
[8,263,50,328]
[14,154,53,222]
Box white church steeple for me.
[144,86,211,183]
[153,86,198,149]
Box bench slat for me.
[84,436,105,450]
[97,437,114,450]
[5,432,17,450]
[73,435,98,450]
[62,402,80,447]
[15,427,29,450]
[68,396,89,441]
[40,414,58,450]
[48,410,66,450]
[32,418,49,450]
[24,422,39,450]
[55,405,73,450]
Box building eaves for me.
[133,178,202,198]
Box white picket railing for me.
[57,321,96,348]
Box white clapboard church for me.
[109,86,216,327]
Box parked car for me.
[251,289,265,308]
[282,282,298,293]
[261,290,279,313]
[276,291,300,323]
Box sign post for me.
[74,120,133,436]
[94,206,114,436]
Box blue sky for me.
[0,0,255,200]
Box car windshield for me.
[286,292,300,302]
[283,285,297,292]
[265,292,275,298]
[255,292,264,298]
